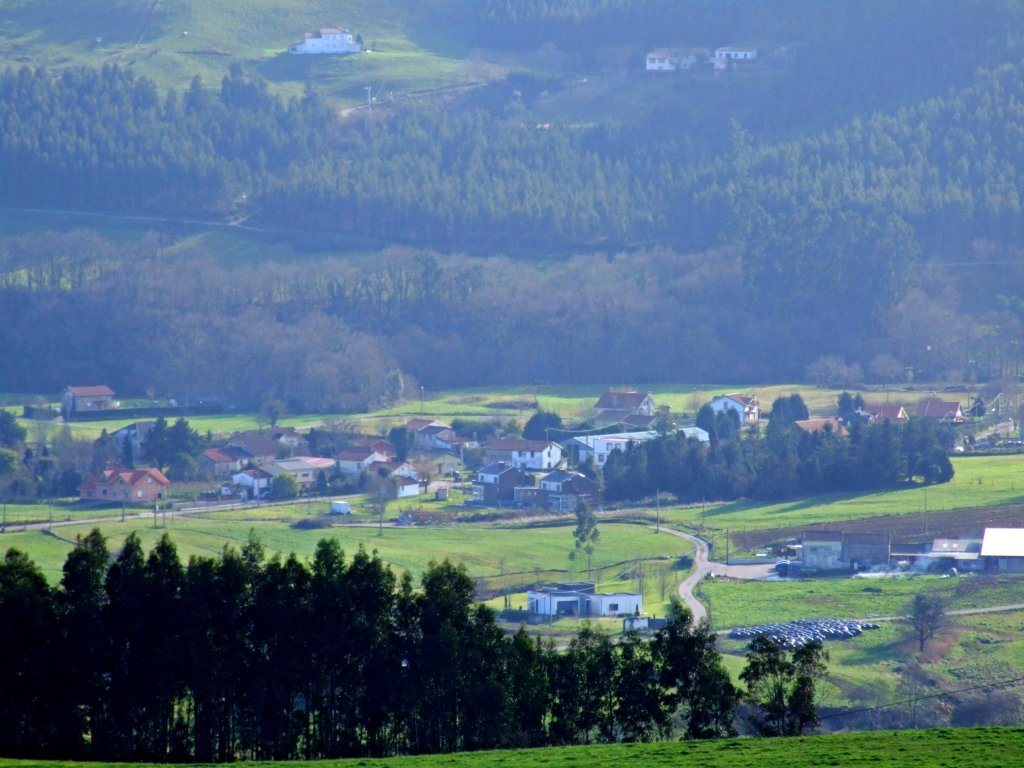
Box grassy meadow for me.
[0,0,506,104]
[704,572,1024,706]
[3,727,1024,767]
[656,455,1024,538]
[0,518,690,592]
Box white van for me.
[330,500,352,515]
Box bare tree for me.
[906,593,946,652]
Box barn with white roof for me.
[980,528,1024,572]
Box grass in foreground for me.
[2,727,1024,767]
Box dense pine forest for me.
[1,531,763,760]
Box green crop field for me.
[3,727,1024,767]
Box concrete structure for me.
[232,468,272,498]
[62,385,115,415]
[709,393,760,428]
[592,389,659,427]
[483,439,563,470]
[334,447,387,476]
[269,457,335,491]
[527,582,642,618]
[981,528,1024,572]
[715,46,757,61]
[472,462,534,504]
[793,418,849,437]
[801,530,843,570]
[514,470,600,511]
[288,28,360,55]
[405,418,458,451]
[568,428,708,467]
[645,48,704,71]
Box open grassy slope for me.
[0,0,505,104]
[657,455,1024,537]
[0,519,689,589]
[3,727,1024,767]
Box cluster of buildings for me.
[645,45,758,72]
[794,527,1024,575]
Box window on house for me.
[609,603,619,612]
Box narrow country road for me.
[655,526,712,623]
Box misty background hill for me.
[1,0,1023,409]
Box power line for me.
[820,674,1024,721]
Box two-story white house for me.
[483,439,564,470]
[708,393,760,428]
[569,428,708,467]
[334,447,388,477]
[289,28,361,55]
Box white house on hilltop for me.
[289,28,361,55]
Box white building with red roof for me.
[80,467,169,503]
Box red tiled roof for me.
[334,448,377,462]
[867,404,908,421]
[595,390,651,410]
[793,418,848,437]
[405,418,435,431]
[82,467,169,492]
[917,398,964,420]
[68,385,114,397]
[203,448,236,463]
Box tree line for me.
[4,229,1021,408]
[599,397,954,503]
[0,531,831,760]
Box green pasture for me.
[703,574,972,629]
[13,382,953,441]
[0,520,691,588]
[657,455,1024,536]
[4,727,1024,768]
[0,0,506,104]
[707,573,1024,705]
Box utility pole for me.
[365,85,372,113]
[725,529,730,564]
[655,489,660,533]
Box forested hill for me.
[2,60,1023,260]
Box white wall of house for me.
[289,29,360,55]
[715,47,757,60]
[588,593,643,616]
[802,541,843,570]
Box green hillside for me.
[0,0,503,103]
[2,727,1023,767]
